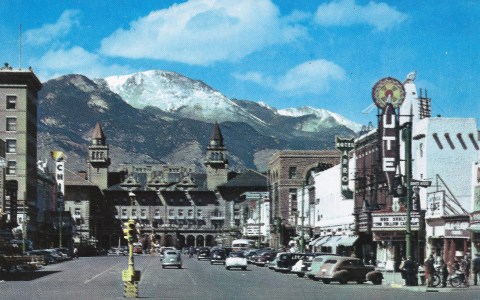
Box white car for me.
[225,252,247,270]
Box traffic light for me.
[123,220,138,243]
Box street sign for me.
[410,180,431,188]
[392,199,400,212]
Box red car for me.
[133,246,143,254]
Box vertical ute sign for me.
[371,77,405,193]
[335,136,354,199]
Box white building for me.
[399,73,480,260]
[306,159,356,254]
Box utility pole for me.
[300,183,305,253]
[404,121,413,258]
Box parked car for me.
[253,251,277,267]
[162,250,182,269]
[210,248,226,265]
[133,245,143,255]
[225,251,248,270]
[197,247,210,261]
[316,257,383,285]
[267,254,280,270]
[291,253,316,277]
[243,248,259,263]
[274,252,304,273]
[306,254,341,280]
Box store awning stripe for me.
[323,236,342,247]
[337,236,359,247]
[314,236,331,247]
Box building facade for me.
[268,150,340,247]
[0,65,42,245]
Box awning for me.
[314,236,331,247]
[323,236,342,248]
[308,236,323,246]
[337,236,359,247]
[467,223,480,232]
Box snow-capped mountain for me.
[277,106,363,133]
[101,70,265,125]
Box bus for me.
[231,239,256,252]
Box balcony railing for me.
[167,215,176,220]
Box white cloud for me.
[32,46,131,81]
[100,0,306,65]
[234,59,346,96]
[24,10,80,46]
[314,0,407,31]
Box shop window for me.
[6,95,16,109]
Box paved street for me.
[1,255,480,300]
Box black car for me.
[274,252,304,272]
[210,248,226,265]
[197,247,210,260]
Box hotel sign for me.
[371,212,420,231]
[335,136,354,199]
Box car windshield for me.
[229,252,244,258]
[166,251,177,255]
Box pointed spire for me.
[210,122,224,146]
[92,122,106,140]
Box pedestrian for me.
[73,247,78,259]
[399,257,407,285]
[439,259,448,288]
[472,253,480,286]
[461,255,471,287]
[403,256,416,286]
[424,254,435,287]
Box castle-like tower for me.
[204,122,228,190]
[87,122,110,190]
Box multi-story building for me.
[268,150,340,247]
[0,64,42,243]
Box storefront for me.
[370,211,424,271]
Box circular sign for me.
[372,77,406,109]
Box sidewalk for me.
[381,271,480,292]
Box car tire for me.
[162,265,165,269]
[178,265,181,269]
[322,279,331,284]
[210,261,213,265]
[297,273,305,278]
[339,277,348,285]
[371,277,382,285]
[356,280,365,284]
[226,266,230,270]
[242,267,247,271]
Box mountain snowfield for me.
[102,70,362,132]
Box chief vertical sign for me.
[335,136,354,199]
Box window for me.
[197,209,203,218]
[6,161,16,175]
[74,208,81,216]
[6,139,16,154]
[131,209,137,218]
[154,209,160,217]
[122,209,128,217]
[6,117,16,131]
[6,95,16,109]
[141,209,146,218]
[168,209,174,216]
[188,209,193,217]
[289,166,297,179]
[178,209,184,218]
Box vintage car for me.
[225,251,247,270]
[306,254,341,280]
[291,253,316,277]
[210,248,226,265]
[252,251,277,267]
[161,250,182,269]
[316,257,383,285]
[274,252,304,273]
[197,247,211,261]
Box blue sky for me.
[1,0,479,126]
